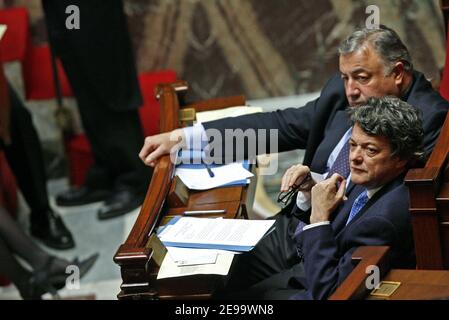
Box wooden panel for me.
[367,269,449,300]
[183,95,246,112]
[329,246,390,300]
[405,112,449,269]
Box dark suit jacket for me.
[42,0,142,112]
[203,71,449,163]
[291,176,414,300]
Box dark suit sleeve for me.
[407,72,449,156]
[296,216,398,300]
[201,73,347,161]
[202,100,316,158]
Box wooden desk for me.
[329,246,449,300]
[367,269,449,300]
[113,81,256,300]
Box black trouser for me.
[1,85,50,222]
[42,0,151,194]
[216,211,307,299]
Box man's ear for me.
[391,62,406,85]
[394,157,408,170]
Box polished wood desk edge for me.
[329,246,390,300]
[114,84,180,268]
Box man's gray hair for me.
[339,25,413,74]
[349,96,424,162]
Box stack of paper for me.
[159,216,275,251]
[175,161,253,190]
[156,217,275,279]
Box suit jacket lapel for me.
[310,110,351,173]
[333,177,404,235]
[331,184,364,234]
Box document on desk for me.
[195,106,263,123]
[167,247,218,266]
[166,247,242,267]
[158,216,276,251]
[175,162,253,190]
[157,251,235,279]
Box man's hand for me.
[280,164,313,192]
[310,173,346,224]
[139,128,186,167]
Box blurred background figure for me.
[1,50,74,249]
[42,0,151,219]
[0,204,98,300]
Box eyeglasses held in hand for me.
[277,172,312,206]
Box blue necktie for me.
[346,190,369,225]
[326,139,351,179]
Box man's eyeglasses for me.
[277,173,312,206]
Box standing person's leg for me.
[0,207,99,299]
[93,108,151,219]
[0,236,34,298]
[43,0,150,216]
[3,85,74,249]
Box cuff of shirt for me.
[182,123,208,150]
[296,190,311,211]
[302,221,330,231]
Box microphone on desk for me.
[204,163,215,178]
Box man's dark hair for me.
[339,25,413,74]
[349,96,424,163]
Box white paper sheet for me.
[158,217,275,251]
[175,162,253,190]
[157,252,234,279]
[167,247,218,266]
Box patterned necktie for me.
[346,190,369,225]
[326,139,351,179]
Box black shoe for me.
[97,190,144,220]
[20,253,99,300]
[31,209,75,250]
[56,186,111,207]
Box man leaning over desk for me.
[138,25,448,298]
[139,25,448,171]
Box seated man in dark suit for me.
[139,25,448,173]
[216,96,421,299]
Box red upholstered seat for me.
[66,70,177,186]
[0,7,29,63]
[65,134,95,187]
[22,44,73,100]
[138,70,177,137]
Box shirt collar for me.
[367,186,383,199]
